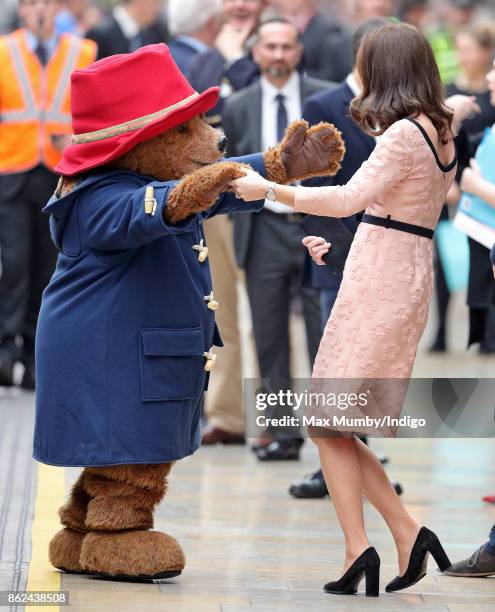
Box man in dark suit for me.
[167,0,222,78]
[86,0,168,60]
[223,17,335,461]
[288,18,402,497]
[272,0,352,82]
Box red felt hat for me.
[56,44,220,176]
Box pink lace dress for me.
[294,118,457,434]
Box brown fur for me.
[79,530,185,577]
[49,528,86,573]
[264,120,346,184]
[63,116,344,225]
[82,463,172,531]
[58,473,91,532]
[108,115,345,224]
[112,116,226,181]
[164,161,248,224]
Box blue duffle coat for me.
[33,154,265,466]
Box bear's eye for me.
[177,124,188,134]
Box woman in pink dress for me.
[231,23,458,597]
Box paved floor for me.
[0,288,494,611]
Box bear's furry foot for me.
[79,530,185,581]
[49,528,87,574]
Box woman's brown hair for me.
[350,23,454,144]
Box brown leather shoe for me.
[201,425,245,445]
[442,544,495,577]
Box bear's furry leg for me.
[79,462,185,580]
[58,472,92,532]
[49,472,91,573]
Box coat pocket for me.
[139,328,204,402]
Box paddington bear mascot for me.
[32,43,345,581]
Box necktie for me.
[35,42,48,66]
[275,93,288,142]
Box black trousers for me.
[0,165,58,353]
[245,210,321,442]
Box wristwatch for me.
[265,182,277,202]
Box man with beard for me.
[222,18,333,460]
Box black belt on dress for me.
[361,214,434,239]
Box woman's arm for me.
[461,160,495,207]
[231,119,415,218]
[228,172,298,206]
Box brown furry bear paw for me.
[164,161,249,224]
[49,528,87,574]
[79,530,185,581]
[264,119,346,184]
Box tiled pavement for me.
[0,288,493,611]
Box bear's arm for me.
[201,153,267,219]
[83,178,196,251]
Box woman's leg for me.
[352,436,420,574]
[315,435,370,572]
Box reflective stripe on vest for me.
[45,37,80,123]
[1,38,37,122]
[0,36,81,125]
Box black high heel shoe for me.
[385,526,451,593]
[324,547,380,597]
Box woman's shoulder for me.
[380,118,419,147]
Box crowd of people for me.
[1,0,495,586]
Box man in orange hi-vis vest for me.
[0,0,96,390]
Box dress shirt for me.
[24,29,58,63]
[346,72,360,97]
[261,71,302,213]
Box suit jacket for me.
[223,75,335,269]
[86,14,168,60]
[169,38,202,78]
[301,81,376,290]
[300,12,352,84]
[189,49,259,126]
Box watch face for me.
[266,188,276,201]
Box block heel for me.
[324,547,381,597]
[385,526,452,592]
[428,533,452,572]
[365,561,380,597]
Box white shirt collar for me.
[113,5,139,39]
[346,72,361,97]
[260,71,301,103]
[24,29,59,60]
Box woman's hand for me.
[445,94,481,134]
[302,235,331,266]
[230,170,271,201]
[460,158,482,194]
